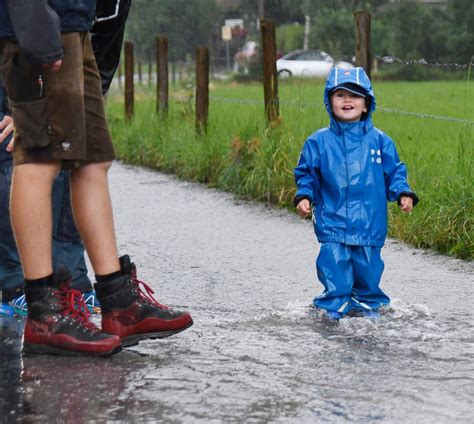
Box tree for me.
[126,0,222,62]
[445,0,474,63]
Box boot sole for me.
[121,321,194,348]
[23,343,123,357]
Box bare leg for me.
[10,162,60,279]
[70,161,120,275]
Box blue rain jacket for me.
[294,67,415,247]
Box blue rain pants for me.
[313,242,390,315]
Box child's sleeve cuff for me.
[397,192,419,207]
[293,194,312,208]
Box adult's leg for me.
[10,162,60,279]
[81,34,192,345]
[1,34,121,355]
[14,162,121,356]
[52,170,92,293]
[70,161,120,276]
[73,32,119,277]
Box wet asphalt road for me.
[1,162,473,423]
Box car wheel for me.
[277,69,292,78]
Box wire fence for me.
[205,95,474,126]
[115,46,473,128]
[119,53,474,79]
[372,54,472,70]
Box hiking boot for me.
[23,267,122,356]
[95,255,193,347]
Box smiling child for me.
[293,67,419,320]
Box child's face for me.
[330,89,367,123]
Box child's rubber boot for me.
[358,309,380,320]
[326,310,343,321]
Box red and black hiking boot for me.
[23,267,122,356]
[95,255,193,347]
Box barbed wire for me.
[207,54,473,70]
[372,54,472,70]
[376,107,474,125]
[208,95,474,126]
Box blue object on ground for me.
[5,291,101,317]
[82,291,101,314]
[10,294,27,316]
[0,302,15,317]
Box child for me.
[294,67,418,320]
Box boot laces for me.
[54,287,99,332]
[130,269,170,309]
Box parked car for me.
[276,49,353,78]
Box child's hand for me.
[400,196,414,213]
[297,198,311,218]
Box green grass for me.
[107,79,473,260]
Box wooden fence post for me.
[137,60,142,85]
[117,61,122,89]
[156,36,169,116]
[195,47,209,134]
[148,61,152,86]
[171,62,176,85]
[124,41,134,121]
[354,11,371,79]
[260,19,279,124]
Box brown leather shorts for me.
[1,32,115,167]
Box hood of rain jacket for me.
[294,67,417,246]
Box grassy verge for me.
[107,79,473,260]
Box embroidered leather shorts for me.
[0,32,115,167]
